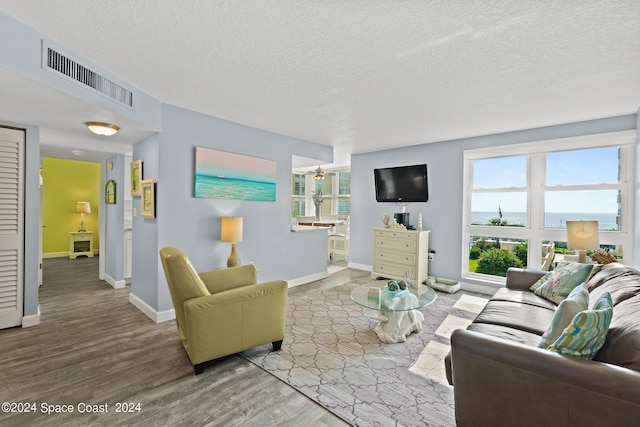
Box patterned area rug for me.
[242,278,488,426]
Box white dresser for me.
[372,228,430,284]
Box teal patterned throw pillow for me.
[529,272,552,292]
[538,283,589,349]
[533,261,593,304]
[547,292,613,360]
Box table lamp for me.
[566,220,599,263]
[221,217,243,267]
[76,201,91,232]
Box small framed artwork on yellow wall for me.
[131,160,142,197]
[141,179,155,218]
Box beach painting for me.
[194,147,277,201]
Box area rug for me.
[242,278,489,426]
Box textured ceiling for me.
[0,0,639,161]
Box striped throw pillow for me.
[547,292,613,360]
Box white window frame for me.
[462,130,636,285]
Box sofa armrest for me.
[505,267,547,291]
[450,328,640,426]
[182,280,288,364]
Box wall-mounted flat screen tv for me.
[374,164,429,203]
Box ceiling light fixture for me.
[86,122,119,136]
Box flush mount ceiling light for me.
[86,122,119,136]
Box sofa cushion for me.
[585,262,634,294]
[467,323,542,347]
[533,261,593,304]
[538,283,589,349]
[547,292,613,360]
[584,263,640,372]
[473,300,556,335]
[491,288,557,310]
[592,295,640,372]
[588,263,640,308]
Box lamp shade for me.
[86,122,119,136]
[566,220,599,250]
[221,217,243,242]
[76,202,91,214]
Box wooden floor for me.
[0,256,368,427]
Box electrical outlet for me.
[428,251,435,261]
[133,207,137,217]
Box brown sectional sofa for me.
[445,262,640,426]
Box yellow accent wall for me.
[42,158,101,255]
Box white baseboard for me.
[460,281,499,296]
[22,305,40,327]
[287,271,329,288]
[104,273,126,289]
[42,252,68,259]
[129,292,175,323]
[347,262,371,271]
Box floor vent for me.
[45,47,133,107]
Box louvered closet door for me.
[0,127,24,329]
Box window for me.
[338,172,351,219]
[462,131,635,283]
[291,173,306,216]
[291,168,350,219]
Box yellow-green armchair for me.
[160,247,288,374]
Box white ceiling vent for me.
[43,45,133,108]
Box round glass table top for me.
[351,281,437,312]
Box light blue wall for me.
[105,154,125,282]
[130,104,333,313]
[351,114,638,288]
[131,136,160,309]
[24,124,40,316]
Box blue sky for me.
[472,147,620,213]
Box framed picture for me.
[194,147,276,201]
[131,160,142,197]
[141,179,155,218]
[105,179,116,204]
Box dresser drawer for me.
[71,233,92,242]
[373,261,416,280]
[375,237,416,253]
[375,249,415,265]
[375,230,417,241]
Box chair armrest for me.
[450,328,640,425]
[185,280,287,312]
[198,264,258,293]
[505,267,547,291]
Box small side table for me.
[69,231,94,259]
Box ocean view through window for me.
[471,211,619,231]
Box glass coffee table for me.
[351,281,437,343]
